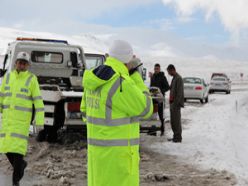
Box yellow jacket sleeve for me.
[0,74,7,113]
[116,73,153,119]
[30,76,44,126]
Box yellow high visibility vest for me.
[81,57,153,186]
[0,70,44,155]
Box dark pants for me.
[158,102,165,134]
[6,153,26,185]
[170,106,182,141]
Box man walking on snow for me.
[167,64,184,143]
[81,40,153,186]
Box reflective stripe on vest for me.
[16,94,32,101]
[87,116,139,126]
[105,77,122,120]
[25,75,34,87]
[0,133,28,140]
[15,106,32,112]
[5,73,10,85]
[35,108,45,112]
[33,96,43,101]
[11,133,28,140]
[4,86,10,91]
[0,92,12,97]
[88,138,139,147]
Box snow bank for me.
[152,91,248,185]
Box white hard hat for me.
[109,40,133,64]
[16,52,30,63]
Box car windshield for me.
[183,78,202,84]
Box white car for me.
[183,77,209,104]
[209,76,231,94]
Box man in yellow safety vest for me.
[81,40,153,186]
[0,52,44,186]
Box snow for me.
[152,87,248,185]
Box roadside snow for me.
[152,88,248,186]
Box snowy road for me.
[0,174,10,186]
[152,85,248,186]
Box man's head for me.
[15,52,30,72]
[154,63,161,74]
[109,40,133,69]
[167,64,176,76]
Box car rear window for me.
[183,78,202,84]
[213,77,226,81]
[31,51,63,63]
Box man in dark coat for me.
[167,64,184,143]
[149,63,170,136]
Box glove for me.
[128,58,143,75]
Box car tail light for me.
[195,86,203,90]
[67,102,81,112]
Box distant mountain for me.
[0,27,108,55]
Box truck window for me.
[85,55,103,69]
[31,51,63,63]
[70,52,78,68]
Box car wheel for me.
[205,96,209,103]
[184,98,187,102]
[200,99,204,104]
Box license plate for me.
[185,86,193,90]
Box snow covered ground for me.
[152,85,248,186]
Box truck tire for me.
[40,100,65,143]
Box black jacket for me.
[150,72,170,95]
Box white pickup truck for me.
[0,38,105,142]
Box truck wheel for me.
[36,129,47,142]
[46,126,59,143]
[46,100,65,143]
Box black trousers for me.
[158,102,165,133]
[6,153,26,184]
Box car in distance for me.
[209,76,231,94]
[183,77,209,104]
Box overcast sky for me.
[1,0,248,61]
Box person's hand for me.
[128,58,142,75]
[149,72,153,78]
